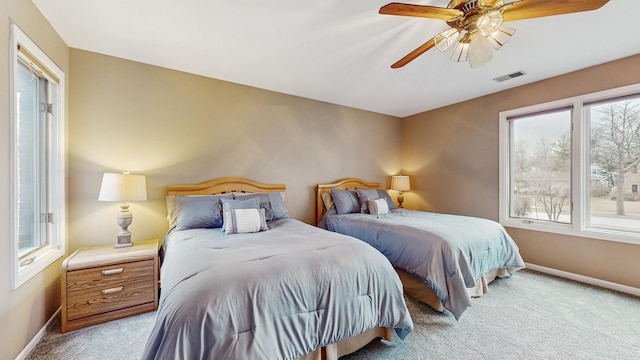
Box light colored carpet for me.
[26,269,640,359]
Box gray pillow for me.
[331,189,360,214]
[175,194,232,230]
[221,197,261,211]
[356,189,380,213]
[377,189,397,210]
[233,193,289,221]
[220,197,262,231]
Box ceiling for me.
[33,0,640,118]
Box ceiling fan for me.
[379,0,609,68]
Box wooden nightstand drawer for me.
[66,279,155,321]
[61,239,159,333]
[66,259,154,292]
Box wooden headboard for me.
[315,178,380,225]
[167,177,286,196]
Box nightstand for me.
[61,239,159,332]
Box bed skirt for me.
[298,327,394,360]
[396,268,516,312]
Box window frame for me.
[499,83,640,246]
[10,24,66,289]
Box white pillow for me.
[368,198,390,215]
[321,192,334,212]
[166,196,177,227]
[223,208,268,235]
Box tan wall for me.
[4,5,638,357]
[402,54,640,289]
[0,0,69,359]
[68,49,402,251]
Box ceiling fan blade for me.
[391,38,436,68]
[379,3,463,20]
[502,0,609,22]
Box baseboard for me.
[15,307,61,360]
[525,263,640,297]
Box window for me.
[500,84,640,245]
[508,108,572,224]
[10,24,66,288]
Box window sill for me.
[501,219,640,246]
[14,246,65,289]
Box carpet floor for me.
[26,269,640,359]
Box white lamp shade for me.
[434,28,460,52]
[487,25,515,50]
[391,175,411,192]
[450,35,470,62]
[477,10,504,37]
[469,34,493,68]
[98,173,147,202]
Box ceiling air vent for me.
[493,71,526,83]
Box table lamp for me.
[391,175,410,208]
[98,171,147,248]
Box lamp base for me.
[397,193,404,208]
[115,234,133,248]
[115,205,134,248]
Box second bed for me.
[317,178,525,320]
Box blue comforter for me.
[322,209,525,320]
[142,219,413,360]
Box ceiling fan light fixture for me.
[477,10,504,36]
[486,25,516,50]
[434,28,461,52]
[379,0,609,68]
[450,33,471,62]
[469,33,493,68]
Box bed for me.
[142,177,413,360]
[316,178,525,320]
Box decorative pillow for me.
[377,189,397,210]
[321,192,334,212]
[232,192,289,221]
[356,189,380,213]
[330,188,360,214]
[223,208,268,235]
[174,194,233,230]
[220,197,261,230]
[368,198,390,215]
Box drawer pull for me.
[102,268,124,276]
[102,286,124,295]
